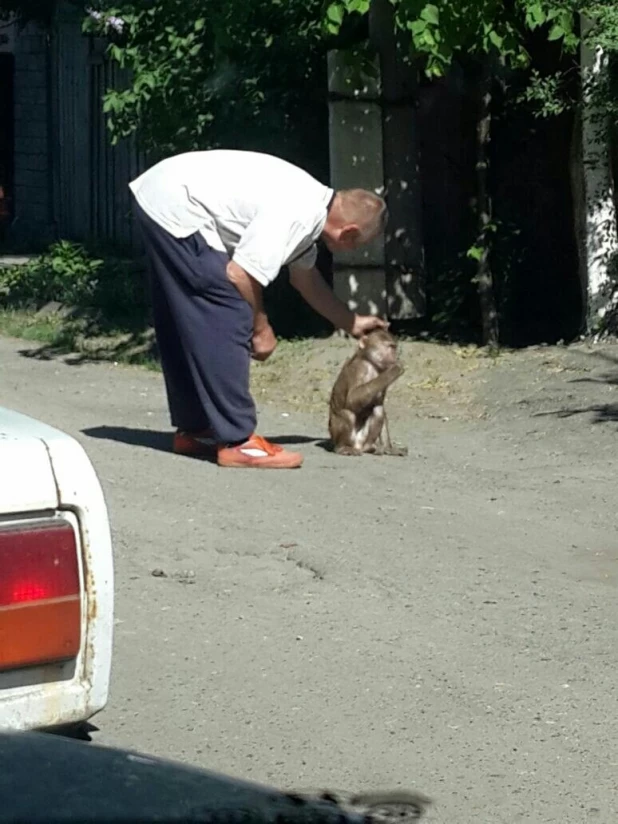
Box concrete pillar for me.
[327,48,387,316]
[370,0,425,319]
[327,0,426,320]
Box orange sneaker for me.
[173,429,217,457]
[217,434,303,469]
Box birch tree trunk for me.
[578,15,618,336]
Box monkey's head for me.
[358,329,399,371]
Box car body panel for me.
[0,731,430,822]
[0,406,114,731]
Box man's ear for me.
[340,225,361,245]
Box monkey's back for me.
[328,354,357,446]
[328,354,357,415]
[328,353,380,448]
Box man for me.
[129,149,388,469]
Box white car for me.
[0,406,114,731]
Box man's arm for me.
[289,265,388,337]
[226,260,276,361]
[226,259,269,333]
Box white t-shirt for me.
[129,150,334,287]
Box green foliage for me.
[581,2,618,52]
[0,241,103,306]
[77,0,618,156]
[516,69,574,117]
[0,240,147,315]
[323,1,579,78]
[322,1,618,126]
[467,219,499,262]
[83,0,328,159]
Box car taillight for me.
[0,520,82,672]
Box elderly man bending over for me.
[129,149,387,469]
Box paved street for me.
[1,335,617,823]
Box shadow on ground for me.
[533,348,618,424]
[533,404,618,423]
[19,324,157,366]
[82,426,329,453]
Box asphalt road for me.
[1,335,617,823]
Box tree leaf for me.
[409,19,427,35]
[548,24,565,41]
[489,30,503,50]
[420,4,439,26]
[326,3,344,25]
[346,0,370,13]
[526,4,546,27]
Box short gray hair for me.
[338,189,388,241]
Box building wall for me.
[50,11,145,250]
[5,6,144,251]
[12,22,54,246]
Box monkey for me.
[328,329,408,457]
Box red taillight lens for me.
[0,520,82,672]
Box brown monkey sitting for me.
[328,329,407,456]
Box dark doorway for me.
[0,52,15,242]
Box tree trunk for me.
[578,15,618,336]
[474,60,499,348]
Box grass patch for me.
[0,307,159,368]
[0,309,68,344]
[0,240,156,365]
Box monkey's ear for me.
[357,335,367,349]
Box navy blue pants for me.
[134,202,256,444]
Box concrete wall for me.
[5,8,143,251]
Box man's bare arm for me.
[289,265,388,336]
[226,260,277,361]
[226,259,269,333]
[289,265,355,333]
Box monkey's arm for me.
[345,365,404,413]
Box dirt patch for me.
[251,336,493,422]
[2,303,616,432]
[251,336,618,433]
[478,341,618,426]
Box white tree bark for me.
[579,15,618,336]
